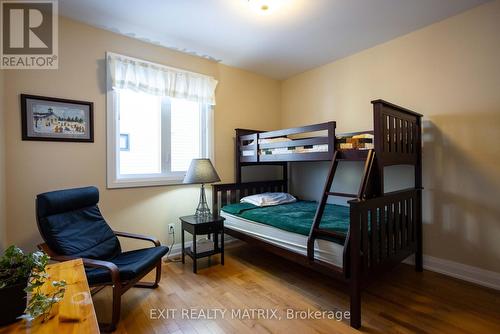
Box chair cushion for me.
[85,246,169,285]
[37,186,100,218]
[36,187,121,260]
[40,206,121,259]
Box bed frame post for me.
[372,102,385,196]
[415,116,423,272]
[282,162,289,192]
[212,186,219,216]
[235,128,262,183]
[235,129,243,183]
[349,201,362,329]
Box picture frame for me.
[21,94,94,142]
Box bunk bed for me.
[212,99,423,329]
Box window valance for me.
[107,52,218,105]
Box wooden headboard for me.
[212,180,287,215]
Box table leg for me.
[193,234,197,274]
[208,233,216,266]
[221,228,224,265]
[181,228,185,264]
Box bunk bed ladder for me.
[307,149,375,262]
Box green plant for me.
[0,246,66,322]
[0,245,41,288]
[21,279,67,322]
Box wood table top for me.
[0,258,100,334]
[180,214,225,225]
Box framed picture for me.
[21,94,94,142]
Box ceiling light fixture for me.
[246,0,286,15]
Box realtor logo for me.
[1,0,58,69]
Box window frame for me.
[106,63,214,189]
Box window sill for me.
[107,176,187,189]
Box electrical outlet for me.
[168,224,175,235]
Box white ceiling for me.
[59,0,489,79]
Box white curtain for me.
[107,52,218,105]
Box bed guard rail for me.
[238,121,336,163]
[344,187,422,278]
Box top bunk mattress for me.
[221,201,350,240]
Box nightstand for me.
[180,215,225,273]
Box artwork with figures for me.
[21,94,94,142]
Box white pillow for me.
[240,192,296,207]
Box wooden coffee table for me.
[0,258,99,334]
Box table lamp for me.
[183,159,221,218]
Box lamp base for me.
[195,184,212,218]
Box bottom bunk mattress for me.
[220,201,350,267]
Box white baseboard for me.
[163,236,500,291]
[404,255,500,291]
[163,235,237,259]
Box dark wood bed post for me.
[372,102,385,196]
[415,116,423,272]
[349,202,362,329]
[235,129,245,183]
[282,162,289,192]
[235,128,259,183]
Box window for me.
[107,88,213,188]
[106,53,217,188]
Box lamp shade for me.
[183,159,221,184]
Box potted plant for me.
[0,246,66,325]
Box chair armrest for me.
[37,243,121,286]
[113,231,160,246]
[81,258,121,286]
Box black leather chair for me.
[35,186,168,332]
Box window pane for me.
[170,98,201,172]
[118,90,162,175]
[119,134,129,151]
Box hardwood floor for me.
[92,242,500,334]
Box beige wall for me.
[0,69,5,251]
[3,17,281,251]
[282,1,500,272]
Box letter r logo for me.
[2,1,54,54]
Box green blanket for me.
[221,200,350,238]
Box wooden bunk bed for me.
[212,99,423,329]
